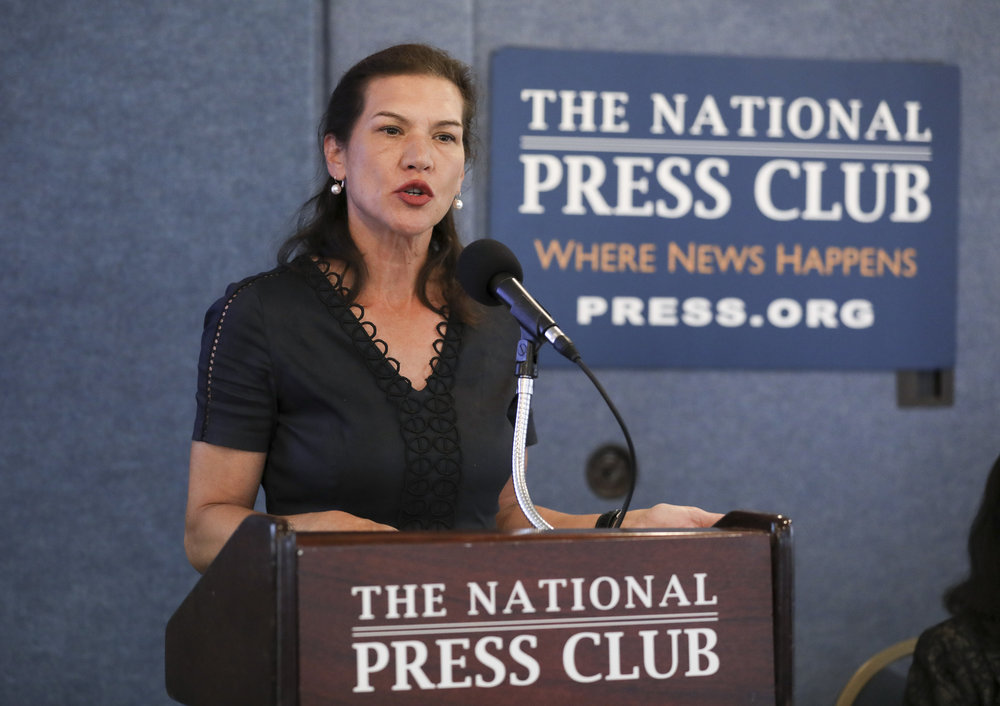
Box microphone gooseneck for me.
[457,238,637,529]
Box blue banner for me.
[487,48,960,369]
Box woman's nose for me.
[401,135,433,171]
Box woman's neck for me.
[351,229,438,310]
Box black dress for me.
[192,257,526,530]
[904,616,1000,705]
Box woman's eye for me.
[380,126,401,136]
[436,133,457,143]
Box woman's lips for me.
[396,181,434,206]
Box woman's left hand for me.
[620,503,724,529]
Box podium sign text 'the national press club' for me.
[488,47,959,369]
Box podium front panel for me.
[296,529,774,705]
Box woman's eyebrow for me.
[372,110,462,130]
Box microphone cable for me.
[572,356,636,529]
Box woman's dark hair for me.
[944,452,1000,629]
[278,43,478,321]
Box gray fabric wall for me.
[2,1,997,703]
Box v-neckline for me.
[306,258,450,394]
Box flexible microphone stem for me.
[512,375,552,530]
[508,337,636,531]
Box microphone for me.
[457,238,580,362]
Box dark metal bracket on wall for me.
[896,369,954,408]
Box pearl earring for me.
[452,195,464,210]
[330,178,345,195]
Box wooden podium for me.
[166,511,792,705]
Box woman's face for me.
[325,74,466,247]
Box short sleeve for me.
[191,278,277,452]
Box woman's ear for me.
[323,134,345,180]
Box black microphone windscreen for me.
[457,239,524,306]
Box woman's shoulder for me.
[908,615,1000,704]
[218,262,301,298]
[917,617,968,651]
[200,262,317,328]
[214,258,329,306]
[916,615,1000,660]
